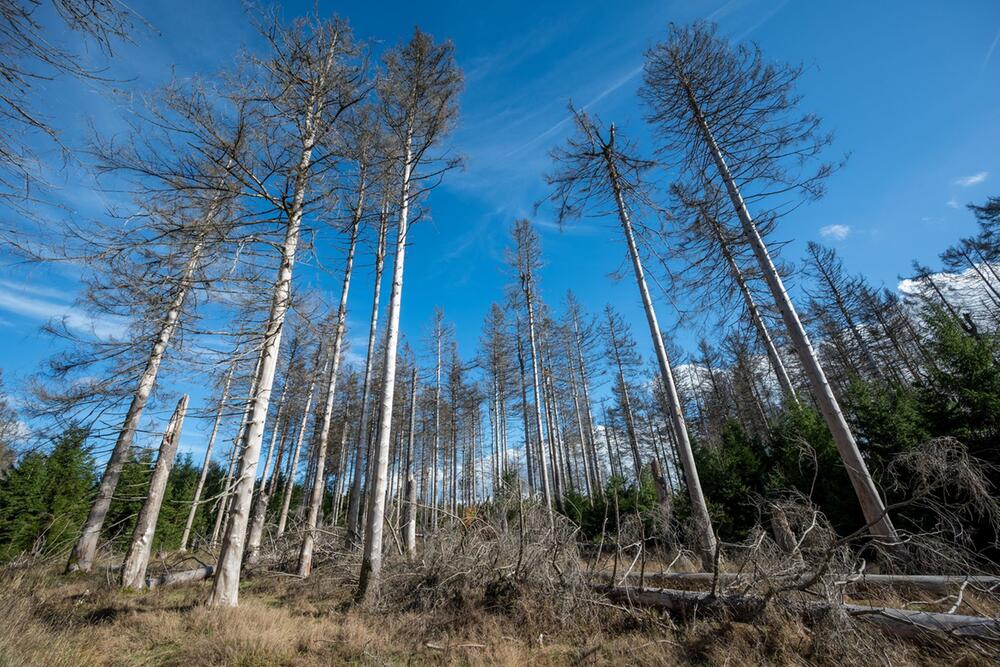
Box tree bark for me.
[180,364,233,551]
[120,395,189,589]
[145,565,214,589]
[601,130,716,562]
[681,82,899,546]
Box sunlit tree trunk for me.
[68,238,204,573]
[357,136,413,603]
[208,127,314,608]
[180,363,233,551]
[683,85,899,544]
[120,395,189,589]
[601,135,716,561]
[298,190,363,576]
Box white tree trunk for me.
[683,86,899,545]
[346,202,387,545]
[523,280,554,517]
[207,145,311,607]
[404,367,418,556]
[357,139,412,603]
[120,395,189,589]
[602,141,716,562]
[431,329,442,530]
[180,363,233,551]
[68,239,204,573]
[297,202,362,577]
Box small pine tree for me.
[0,425,95,560]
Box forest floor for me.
[0,553,997,666]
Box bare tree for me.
[546,110,716,560]
[641,23,899,546]
[297,106,381,577]
[356,28,462,604]
[209,15,365,607]
[508,219,554,517]
[119,394,188,590]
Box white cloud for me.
[954,172,988,187]
[819,224,850,241]
[946,197,961,209]
[0,282,126,339]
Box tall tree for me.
[508,219,554,517]
[641,23,899,545]
[356,28,462,604]
[546,110,716,560]
[209,15,364,607]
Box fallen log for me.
[604,586,1000,642]
[601,572,1000,593]
[144,565,215,589]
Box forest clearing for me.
[0,1,998,665]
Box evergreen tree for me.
[0,425,94,560]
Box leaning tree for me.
[640,23,899,546]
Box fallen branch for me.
[600,571,1000,593]
[603,586,1000,641]
[144,565,215,589]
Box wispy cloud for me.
[502,64,644,159]
[946,197,961,209]
[954,171,988,187]
[733,0,792,42]
[985,26,1000,69]
[0,280,126,339]
[819,224,850,241]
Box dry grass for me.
[0,503,995,667]
[0,555,994,666]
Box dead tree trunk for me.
[120,395,189,589]
[404,366,418,556]
[601,131,716,561]
[683,85,899,546]
[298,192,363,577]
[346,199,388,546]
[356,136,413,604]
[180,363,233,551]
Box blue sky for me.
[0,0,998,461]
